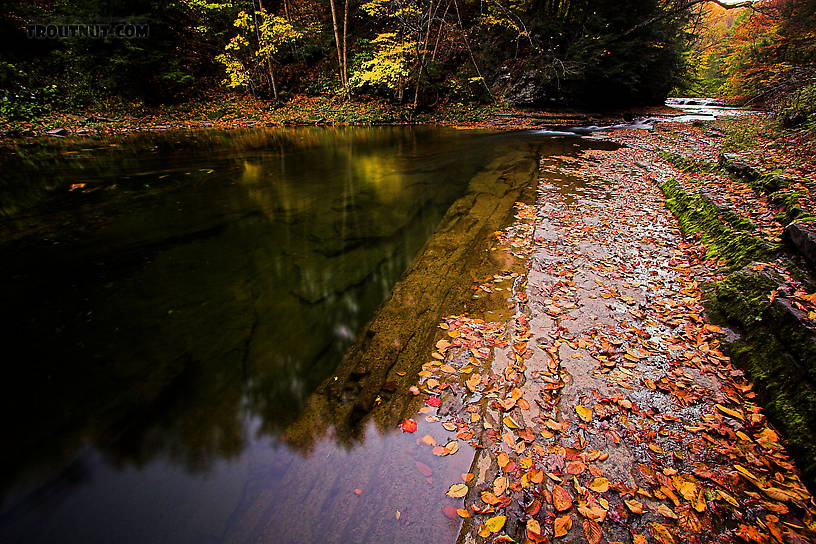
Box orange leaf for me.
[554,514,572,537]
[553,484,573,511]
[583,519,602,544]
[651,523,676,544]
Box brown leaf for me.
[651,523,676,544]
[493,476,508,496]
[583,519,602,544]
[624,499,644,514]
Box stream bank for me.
[401,117,816,544]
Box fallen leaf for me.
[625,499,644,514]
[589,477,610,493]
[446,483,468,498]
[503,415,521,429]
[493,476,509,496]
[554,514,572,537]
[415,461,432,477]
[583,519,602,544]
[553,484,573,511]
[650,523,676,544]
[657,504,678,519]
[527,518,546,543]
[485,515,506,533]
[576,405,593,422]
[715,403,744,421]
[400,419,417,433]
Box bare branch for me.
[619,0,763,39]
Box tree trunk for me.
[329,0,346,90]
[412,0,435,109]
[342,0,350,95]
[257,0,279,101]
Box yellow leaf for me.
[673,478,697,501]
[527,518,543,539]
[485,515,506,533]
[457,508,470,518]
[575,405,593,422]
[497,452,510,468]
[446,483,468,498]
[589,477,610,493]
[717,490,739,507]
[444,440,460,455]
[649,443,664,454]
[715,403,744,421]
[691,488,706,512]
[503,415,521,429]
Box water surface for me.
[0,126,594,543]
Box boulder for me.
[718,152,760,181]
[46,128,68,137]
[785,221,816,268]
[504,71,545,107]
[782,111,808,129]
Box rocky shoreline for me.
[400,118,816,543]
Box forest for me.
[0,0,812,122]
[5,2,816,544]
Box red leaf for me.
[400,418,417,433]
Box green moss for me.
[752,170,791,194]
[660,179,774,269]
[769,190,816,225]
[661,157,816,488]
[705,270,816,485]
[660,151,719,173]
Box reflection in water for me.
[0,127,600,543]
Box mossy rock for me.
[661,178,774,270]
[661,151,719,173]
[705,267,816,487]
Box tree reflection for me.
[0,126,506,505]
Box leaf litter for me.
[392,123,816,544]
